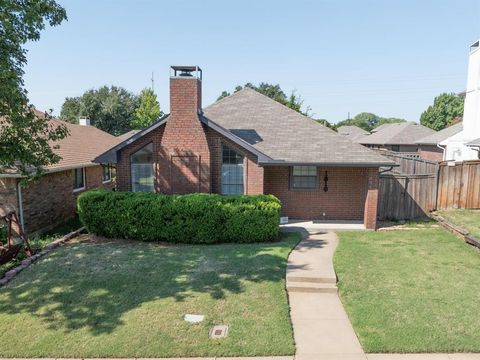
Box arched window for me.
[131,143,154,192]
[221,145,244,195]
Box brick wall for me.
[363,168,379,229]
[18,165,114,234]
[264,166,378,228]
[418,145,443,162]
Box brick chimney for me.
[159,65,210,194]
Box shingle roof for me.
[466,137,480,147]
[203,88,393,166]
[336,125,370,142]
[95,88,394,167]
[1,110,121,176]
[416,123,463,145]
[371,123,394,133]
[117,129,140,141]
[46,120,121,171]
[359,122,435,146]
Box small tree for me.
[420,93,464,130]
[0,0,69,177]
[132,88,163,129]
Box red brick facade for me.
[114,73,379,229]
[263,166,378,228]
[418,145,443,161]
[0,165,114,234]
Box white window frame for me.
[73,167,86,192]
[221,144,245,195]
[290,165,318,191]
[130,143,154,193]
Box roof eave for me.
[93,115,169,164]
[258,160,397,168]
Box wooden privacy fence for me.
[378,173,438,220]
[437,160,480,209]
[379,151,439,174]
[378,157,480,221]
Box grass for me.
[0,232,299,358]
[438,208,480,239]
[0,216,83,277]
[335,227,480,353]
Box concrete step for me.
[286,275,337,284]
[286,281,338,294]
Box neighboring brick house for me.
[0,116,120,234]
[96,66,394,229]
[359,122,435,152]
[416,123,463,161]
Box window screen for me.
[102,165,111,182]
[131,143,154,192]
[221,145,244,195]
[73,168,85,190]
[291,166,317,189]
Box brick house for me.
[0,116,120,234]
[416,123,463,161]
[96,66,394,229]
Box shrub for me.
[77,190,281,244]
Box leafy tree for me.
[60,86,139,135]
[218,82,311,116]
[132,88,163,129]
[315,119,335,129]
[420,93,464,131]
[335,112,406,131]
[0,0,69,177]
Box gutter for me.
[258,160,398,168]
[16,181,25,231]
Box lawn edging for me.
[0,226,85,287]
[431,212,480,249]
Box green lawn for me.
[335,228,480,353]
[438,209,480,239]
[0,232,298,358]
[0,216,83,277]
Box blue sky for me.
[24,0,480,123]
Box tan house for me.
[0,115,120,234]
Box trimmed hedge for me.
[77,190,281,244]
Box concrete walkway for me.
[285,228,366,360]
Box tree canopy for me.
[0,0,68,177]
[132,88,163,129]
[420,93,464,131]
[60,86,139,135]
[217,82,311,116]
[335,112,407,132]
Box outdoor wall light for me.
[323,171,329,192]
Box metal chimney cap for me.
[170,65,202,80]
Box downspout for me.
[16,180,25,232]
[437,143,447,161]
